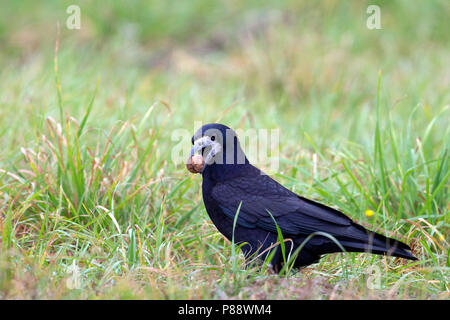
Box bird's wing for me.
[211,174,354,236]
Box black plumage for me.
[189,123,417,271]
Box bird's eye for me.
[211,136,215,141]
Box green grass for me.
[0,0,448,299]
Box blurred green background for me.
[1,1,448,140]
[0,0,448,186]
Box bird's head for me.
[187,123,248,174]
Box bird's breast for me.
[202,182,235,241]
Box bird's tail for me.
[338,224,417,260]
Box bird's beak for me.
[189,136,222,172]
[190,136,211,158]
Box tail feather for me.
[339,239,417,260]
[311,220,418,260]
[339,225,417,260]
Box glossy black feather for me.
[192,123,417,271]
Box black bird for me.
[187,123,417,271]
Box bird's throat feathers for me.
[202,140,251,182]
[203,160,252,182]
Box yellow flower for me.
[365,210,374,218]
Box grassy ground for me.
[0,1,448,299]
